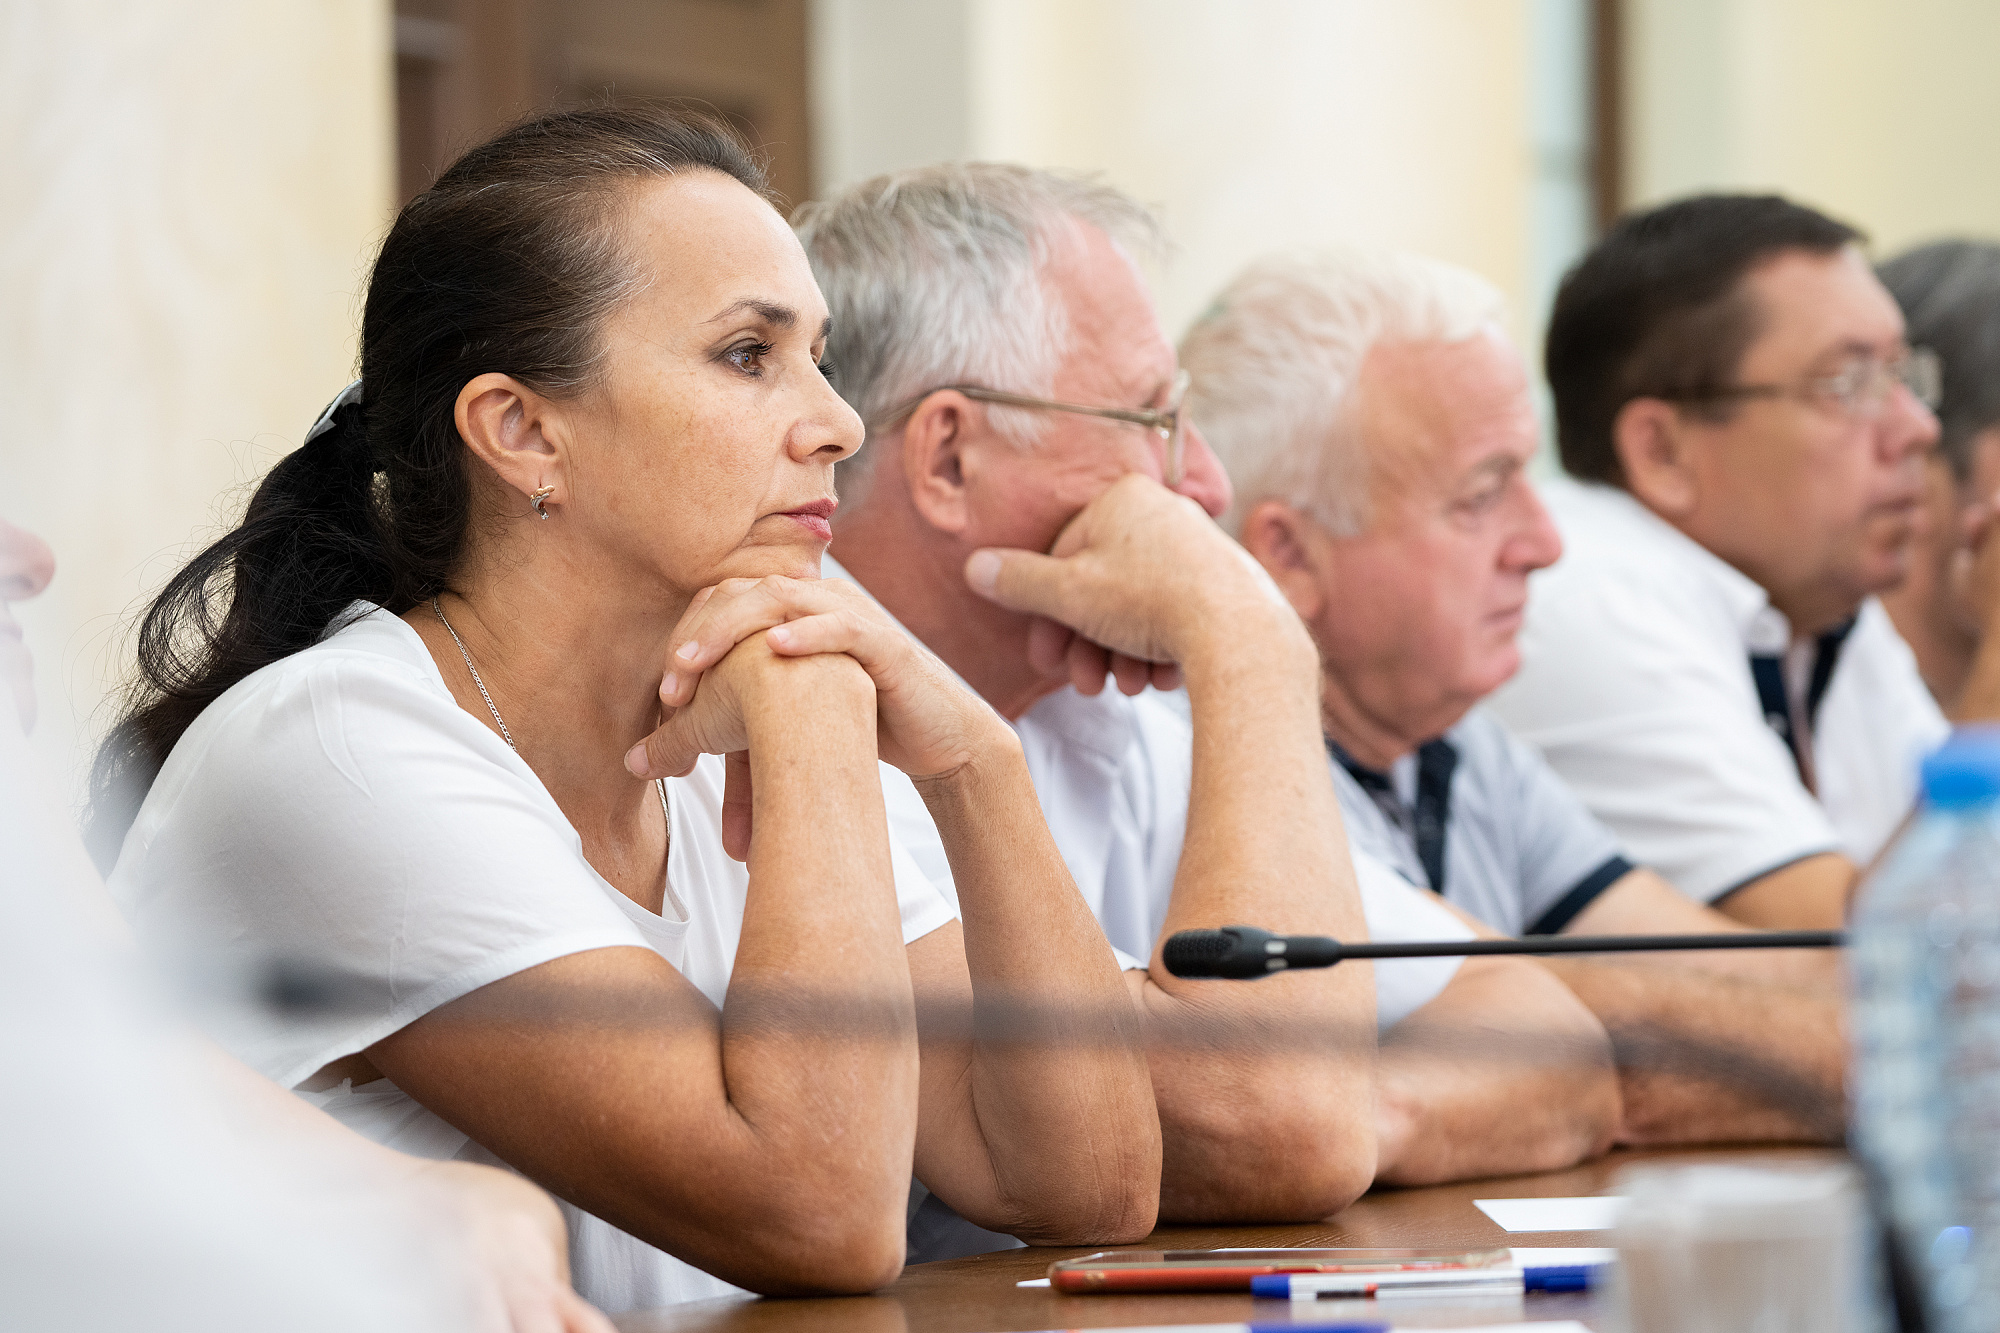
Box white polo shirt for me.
[1329,708,1632,938]
[822,556,1470,1030]
[1486,478,1949,902]
[1012,686,1471,1029]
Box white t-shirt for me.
[107,604,958,1315]
[1488,478,1950,901]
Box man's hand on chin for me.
[963,473,1305,696]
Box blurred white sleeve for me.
[1354,849,1473,1031]
[0,711,480,1333]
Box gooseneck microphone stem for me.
[1336,930,1844,959]
[1163,925,1846,979]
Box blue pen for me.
[1521,1262,1605,1293]
[1250,1262,1610,1299]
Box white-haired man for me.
[793,164,1619,1221]
[1181,247,1847,1145]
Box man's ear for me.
[1613,396,1700,519]
[1967,422,2000,505]
[902,391,977,536]
[455,373,567,516]
[1238,499,1330,622]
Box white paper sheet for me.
[1508,1245,1619,1265]
[1475,1195,1626,1231]
[1403,1325,1593,1333]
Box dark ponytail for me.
[87,105,767,870]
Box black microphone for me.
[1162,925,1847,979]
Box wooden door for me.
[394,0,812,211]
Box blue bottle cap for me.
[1922,727,2000,809]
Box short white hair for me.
[1180,246,1509,538]
[793,163,1161,505]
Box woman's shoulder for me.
[112,600,629,939]
[160,598,416,710]
[243,601,449,704]
[187,603,459,740]
[107,604,654,1091]
[132,603,526,836]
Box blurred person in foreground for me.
[1878,239,2000,718]
[1182,247,1847,1144]
[1487,195,1948,931]
[0,514,612,1333]
[794,163,1619,1201]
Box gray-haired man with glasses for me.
[794,164,1621,1243]
[884,368,1195,486]
[1489,193,1950,933]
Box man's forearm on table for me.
[1142,616,1379,1220]
[1170,617,1366,940]
[1545,958,1846,1144]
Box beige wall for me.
[24,0,1999,803]
[808,0,974,195]
[1623,0,2000,253]
[971,0,1536,344]
[814,0,1540,345]
[0,2,394,799]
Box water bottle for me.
[1850,730,2000,1333]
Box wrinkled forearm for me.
[1142,616,1379,1221]
[1138,975,1376,1222]
[1372,957,1619,1187]
[1545,958,1847,1145]
[913,738,1161,1244]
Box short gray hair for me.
[793,163,1161,503]
[1180,246,1509,538]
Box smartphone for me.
[1047,1246,1514,1293]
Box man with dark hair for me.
[1489,194,1947,931]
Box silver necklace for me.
[430,595,671,829]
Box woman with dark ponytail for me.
[87,383,391,860]
[99,106,1159,1311]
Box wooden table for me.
[615,1145,1841,1332]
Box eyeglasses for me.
[1658,346,1942,419]
[889,369,1194,486]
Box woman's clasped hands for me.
[623,574,1008,858]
